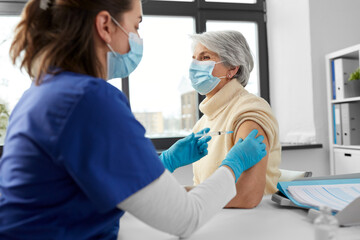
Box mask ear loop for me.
[107,43,117,57]
[218,62,234,80]
[110,16,129,36]
[214,61,229,80]
[212,61,228,80]
[107,16,130,57]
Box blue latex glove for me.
[160,128,212,173]
[220,129,267,182]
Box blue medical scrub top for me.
[0,71,165,239]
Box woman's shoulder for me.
[228,90,278,128]
[233,90,272,112]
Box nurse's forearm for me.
[117,167,236,238]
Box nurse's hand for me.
[220,129,267,182]
[160,128,211,173]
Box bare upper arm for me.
[225,120,269,208]
[234,120,270,154]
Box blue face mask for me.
[107,17,143,79]
[189,59,226,95]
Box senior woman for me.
[189,30,281,208]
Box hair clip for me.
[40,0,51,10]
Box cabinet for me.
[326,44,360,175]
[334,148,360,174]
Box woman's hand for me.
[160,128,212,172]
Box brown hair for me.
[10,0,133,85]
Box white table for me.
[117,196,360,240]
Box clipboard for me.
[271,173,360,226]
[271,190,307,209]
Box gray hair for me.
[190,30,254,87]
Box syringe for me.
[195,131,233,138]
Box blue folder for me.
[277,178,360,210]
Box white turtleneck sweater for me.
[192,79,281,194]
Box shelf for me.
[326,44,360,175]
[331,96,360,104]
[281,143,323,150]
[333,145,360,150]
[326,44,360,59]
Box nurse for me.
[0,0,267,239]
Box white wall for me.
[267,0,360,177]
[267,0,327,176]
[308,0,360,174]
[267,0,316,145]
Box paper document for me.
[287,183,360,212]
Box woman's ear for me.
[228,66,240,79]
[94,11,114,44]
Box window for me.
[0,16,31,145]
[0,1,268,151]
[108,78,123,91]
[129,16,196,138]
[140,0,268,150]
[0,1,27,147]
